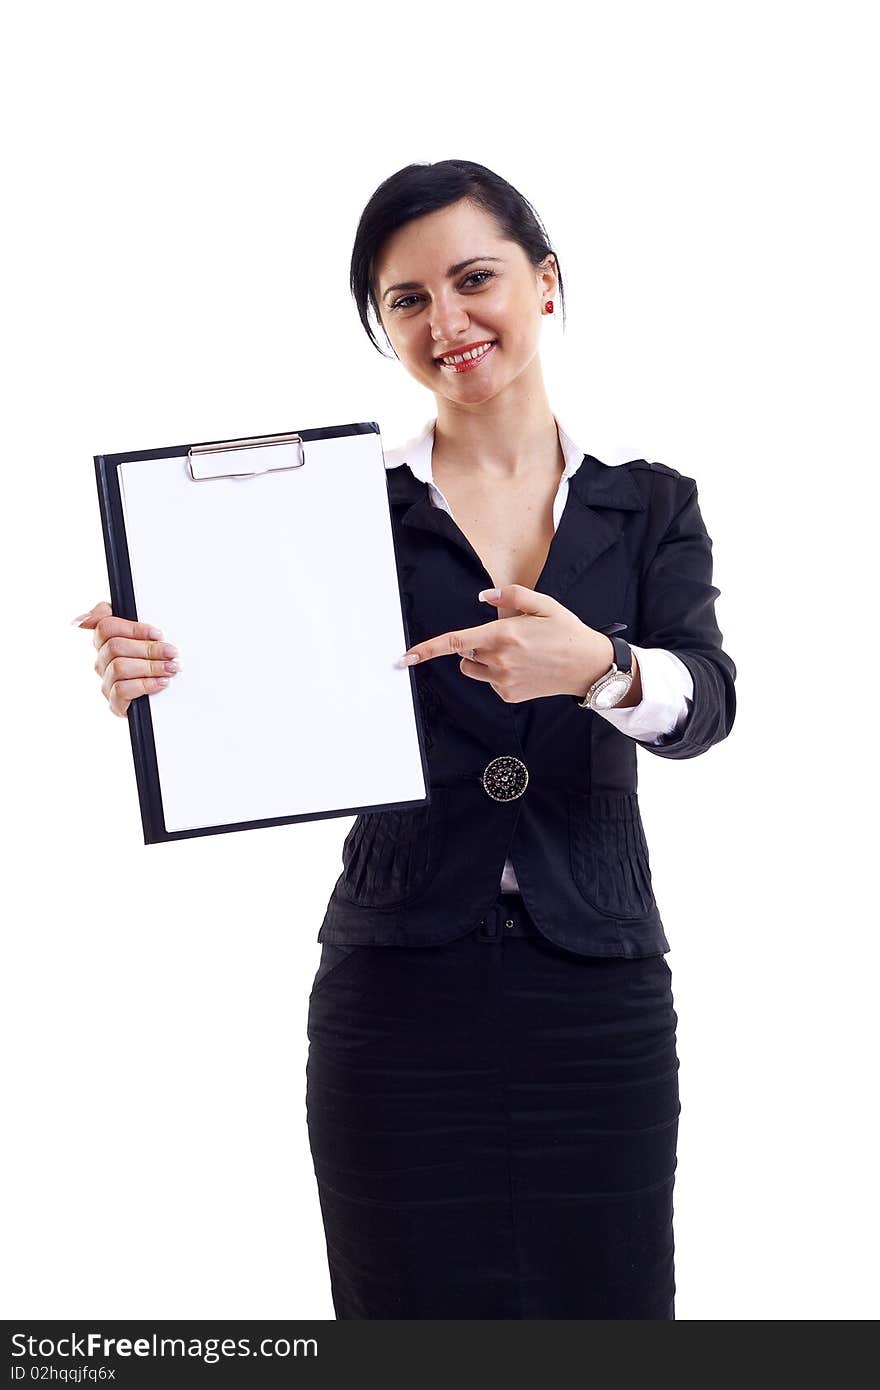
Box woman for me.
[75,159,736,1319]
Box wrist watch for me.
[574,634,634,711]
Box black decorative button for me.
[481,755,529,802]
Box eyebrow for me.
[381,256,504,300]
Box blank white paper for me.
[117,430,427,833]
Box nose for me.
[429,294,470,345]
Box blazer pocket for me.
[340,787,448,909]
[568,790,656,919]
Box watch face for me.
[594,674,631,710]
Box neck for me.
[432,360,562,484]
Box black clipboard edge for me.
[94,420,433,844]
[117,796,435,846]
[94,445,167,843]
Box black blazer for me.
[318,450,737,957]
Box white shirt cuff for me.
[595,645,694,744]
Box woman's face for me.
[373,198,557,405]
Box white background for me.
[3,0,877,1320]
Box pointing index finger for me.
[398,623,493,666]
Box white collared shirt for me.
[384,416,694,894]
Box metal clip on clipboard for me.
[186,433,306,481]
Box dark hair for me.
[350,159,566,358]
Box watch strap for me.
[609,634,632,675]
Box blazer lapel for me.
[388,465,493,578]
[386,451,647,602]
[535,454,646,601]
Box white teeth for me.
[441,342,495,365]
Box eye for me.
[389,269,495,312]
[461,270,495,290]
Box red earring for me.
[545,300,555,314]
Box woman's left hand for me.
[396,584,615,703]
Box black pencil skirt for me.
[305,892,680,1319]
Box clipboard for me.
[94,420,430,844]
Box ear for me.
[538,252,559,300]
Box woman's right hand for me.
[71,601,181,718]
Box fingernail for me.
[397,653,420,666]
[156,678,170,687]
[478,589,500,602]
[147,627,163,639]
[70,613,90,626]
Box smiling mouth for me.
[436,341,498,372]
